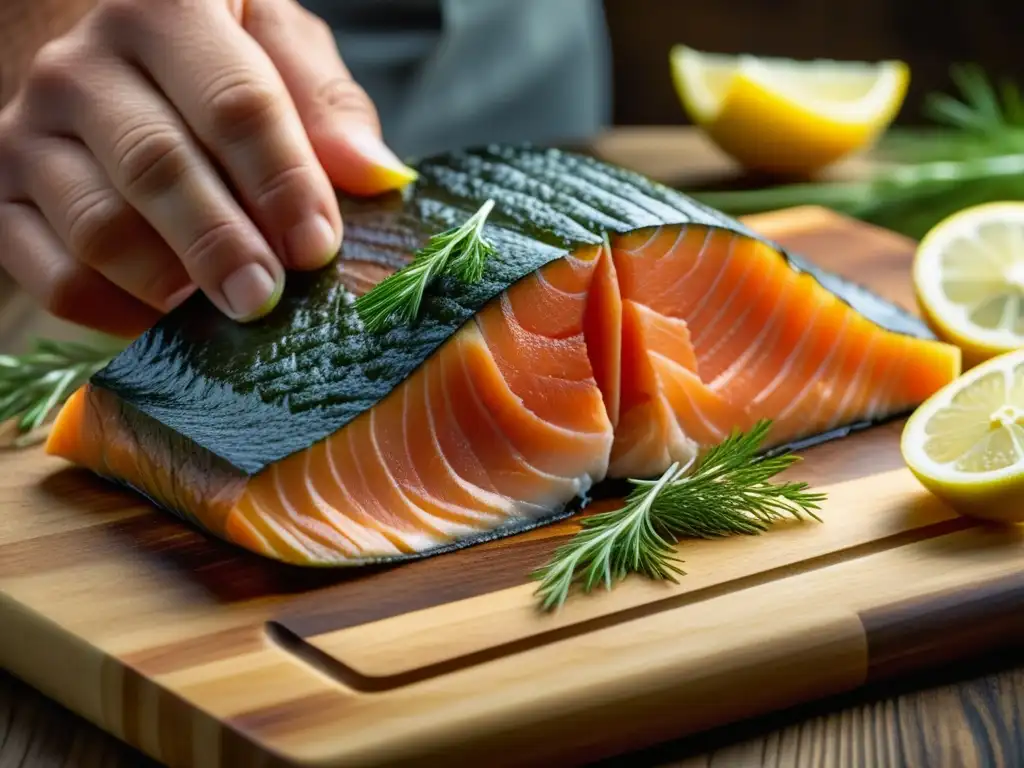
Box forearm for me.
[0,0,97,106]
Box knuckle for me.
[313,77,378,126]
[204,72,283,144]
[95,0,175,39]
[253,163,313,210]
[180,220,242,273]
[114,123,191,197]
[26,39,83,100]
[65,187,134,267]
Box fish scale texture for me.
[90,145,935,476]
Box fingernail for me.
[284,213,339,269]
[221,263,281,321]
[345,127,418,188]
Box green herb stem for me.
[693,179,876,215]
[531,420,826,612]
[695,152,1024,218]
[355,199,497,332]
[0,338,121,436]
[687,64,1024,240]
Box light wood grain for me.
[4,648,1023,768]
[2,130,1023,767]
[293,468,955,680]
[2,205,1023,768]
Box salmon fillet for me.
[43,146,961,566]
[47,227,957,565]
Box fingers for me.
[0,201,161,338]
[23,137,195,313]
[242,0,419,195]
[0,0,416,337]
[28,52,285,322]
[97,0,342,271]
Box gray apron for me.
[297,0,611,160]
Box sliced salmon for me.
[49,247,617,564]
[46,218,961,566]
[50,142,966,567]
[608,225,960,466]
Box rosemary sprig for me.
[690,64,1024,240]
[2,201,499,434]
[355,199,497,332]
[531,420,826,612]
[0,337,121,437]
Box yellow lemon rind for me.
[900,348,1024,523]
[913,201,1024,367]
[669,46,909,175]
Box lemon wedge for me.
[914,202,1024,368]
[669,46,909,175]
[902,348,1024,523]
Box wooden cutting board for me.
[2,205,1024,768]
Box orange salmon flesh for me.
[46,226,961,565]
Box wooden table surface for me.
[1,128,1022,768]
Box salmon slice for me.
[609,299,699,478]
[48,250,617,565]
[609,225,961,463]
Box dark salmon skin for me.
[45,145,961,565]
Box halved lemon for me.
[669,46,909,175]
[914,202,1024,368]
[901,348,1024,523]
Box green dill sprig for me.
[355,199,497,332]
[0,337,122,438]
[531,419,826,612]
[925,62,1024,137]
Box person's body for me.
[0,0,610,336]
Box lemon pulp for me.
[921,369,1024,472]
[902,349,1024,522]
[914,202,1024,366]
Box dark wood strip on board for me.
[6,655,1024,768]
[863,571,1024,684]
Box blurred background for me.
[604,0,1023,128]
[592,0,1024,250]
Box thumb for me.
[242,0,418,196]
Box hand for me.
[0,0,416,336]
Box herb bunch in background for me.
[692,64,1024,240]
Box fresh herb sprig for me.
[531,420,825,612]
[691,64,1024,240]
[355,199,497,332]
[0,338,122,438]
[2,200,502,437]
